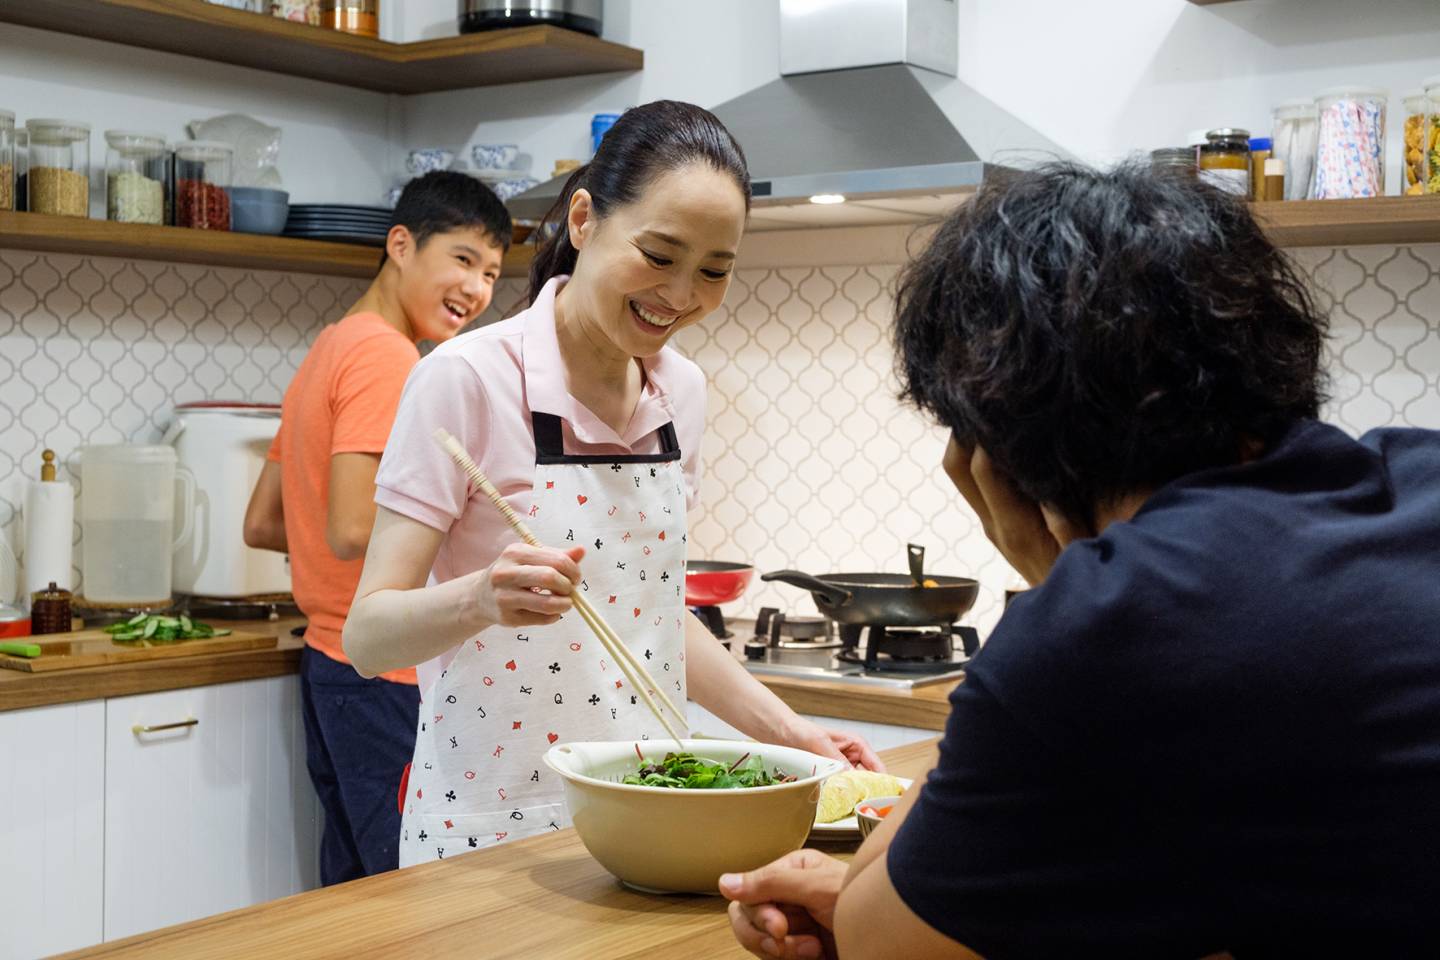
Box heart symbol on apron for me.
[505,659,517,670]
[547,732,559,743]
[659,531,666,541]
[577,495,588,505]
[633,607,641,617]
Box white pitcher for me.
[79,445,195,604]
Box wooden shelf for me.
[1254,196,1440,248]
[0,210,535,279]
[0,0,642,94]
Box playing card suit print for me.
[464,771,476,780]
[658,531,666,541]
[608,595,617,604]
[505,659,517,671]
[444,819,454,829]
[512,720,522,730]
[546,481,555,489]
[633,607,642,618]
[576,495,588,505]
[547,732,559,743]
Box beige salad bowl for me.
[544,738,847,894]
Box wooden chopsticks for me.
[432,428,689,750]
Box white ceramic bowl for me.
[471,142,519,170]
[406,148,454,176]
[545,738,847,894]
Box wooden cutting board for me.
[0,629,277,672]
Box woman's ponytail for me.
[527,164,589,305]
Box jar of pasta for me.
[1424,76,1440,196]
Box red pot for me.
[684,560,754,607]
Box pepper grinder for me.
[23,448,74,597]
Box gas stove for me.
[739,607,979,688]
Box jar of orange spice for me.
[318,0,377,37]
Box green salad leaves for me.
[621,749,800,790]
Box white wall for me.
[400,0,782,182]
[398,0,1440,197]
[0,22,400,211]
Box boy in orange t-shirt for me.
[243,172,510,883]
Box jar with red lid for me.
[173,140,233,230]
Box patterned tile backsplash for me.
[2,244,1439,636]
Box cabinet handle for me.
[132,718,199,735]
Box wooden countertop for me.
[0,618,959,730]
[0,618,307,712]
[59,739,939,960]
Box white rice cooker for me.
[164,402,291,598]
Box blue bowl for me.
[227,187,291,235]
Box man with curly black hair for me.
[722,163,1440,959]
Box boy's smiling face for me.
[393,225,505,342]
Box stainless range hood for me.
[510,0,1055,232]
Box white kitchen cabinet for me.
[103,675,320,941]
[0,700,106,960]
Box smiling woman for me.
[341,100,883,872]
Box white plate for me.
[810,777,913,837]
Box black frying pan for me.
[761,544,979,627]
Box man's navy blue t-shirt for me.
[889,421,1440,958]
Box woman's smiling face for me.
[565,162,748,358]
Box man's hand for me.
[943,437,1062,586]
[721,849,848,959]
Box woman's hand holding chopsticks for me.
[477,543,587,628]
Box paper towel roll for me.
[24,479,74,596]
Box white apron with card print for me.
[398,411,689,866]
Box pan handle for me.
[907,543,926,586]
[760,570,853,607]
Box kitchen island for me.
[57,738,938,960]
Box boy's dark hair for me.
[528,100,750,303]
[895,161,1328,530]
[380,170,512,269]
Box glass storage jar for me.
[1423,76,1440,196]
[105,130,168,225]
[26,119,91,218]
[318,0,377,36]
[1313,86,1387,199]
[1272,99,1318,201]
[1150,147,1197,175]
[173,140,233,230]
[271,0,320,23]
[1199,128,1251,198]
[0,110,15,212]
